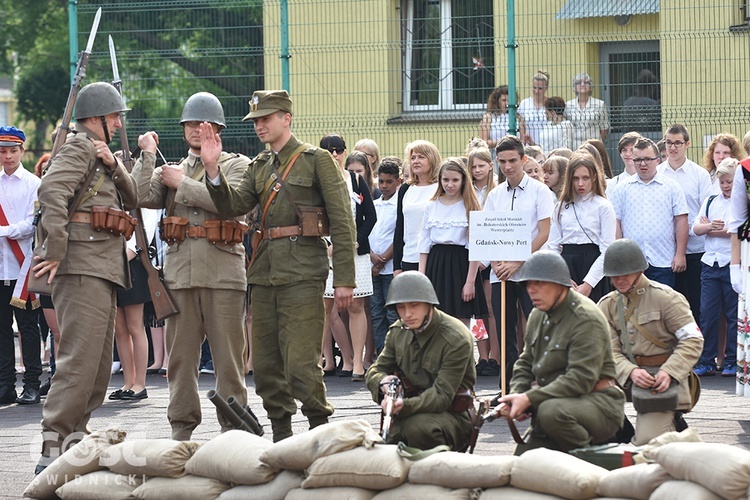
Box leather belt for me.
[187,226,207,238]
[263,225,302,240]
[592,377,616,392]
[634,353,670,367]
[70,212,91,223]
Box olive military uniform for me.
[510,289,625,453]
[207,133,356,440]
[133,150,250,440]
[38,123,137,459]
[599,275,703,445]
[365,309,476,450]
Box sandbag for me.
[286,486,377,500]
[407,452,516,488]
[510,448,608,500]
[217,470,302,500]
[596,463,671,499]
[302,444,409,491]
[185,430,277,485]
[23,428,126,500]
[649,480,723,500]
[372,483,474,499]
[131,475,229,500]
[55,470,143,499]
[479,487,564,499]
[102,439,201,478]
[260,419,381,471]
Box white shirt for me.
[369,195,398,274]
[125,208,160,254]
[538,121,573,155]
[728,163,748,233]
[489,113,510,142]
[564,97,610,150]
[605,170,634,200]
[418,198,469,253]
[695,193,732,267]
[0,165,40,280]
[609,172,689,268]
[658,158,713,254]
[546,193,616,288]
[402,183,438,263]
[484,173,554,282]
[518,97,547,145]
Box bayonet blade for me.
[109,35,120,84]
[84,8,102,54]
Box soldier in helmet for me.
[496,251,625,454]
[132,92,251,440]
[32,82,138,473]
[365,271,476,451]
[598,239,702,445]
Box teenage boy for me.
[658,124,712,324]
[484,135,553,394]
[369,157,403,354]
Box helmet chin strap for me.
[540,286,567,313]
[99,116,111,144]
[400,306,433,333]
[624,272,643,294]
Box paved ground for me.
[1,369,749,499]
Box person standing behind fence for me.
[479,86,526,151]
[205,90,356,442]
[538,96,573,154]
[133,92,249,440]
[702,133,743,194]
[564,73,609,150]
[518,70,549,146]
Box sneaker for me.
[721,362,736,377]
[475,359,488,376]
[111,361,122,374]
[693,363,716,377]
[484,359,501,376]
[200,361,215,374]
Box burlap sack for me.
[596,463,671,499]
[23,428,126,499]
[302,444,410,490]
[479,487,564,499]
[131,475,230,499]
[102,439,201,478]
[651,441,750,499]
[217,470,303,500]
[260,419,381,470]
[286,486,377,500]
[184,430,277,485]
[649,480,723,500]
[372,483,474,499]
[407,451,516,488]
[55,471,143,499]
[510,448,609,500]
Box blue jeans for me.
[645,265,674,288]
[371,273,399,354]
[698,262,737,365]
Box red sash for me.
[0,203,35,304]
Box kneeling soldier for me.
[366,271,475,451]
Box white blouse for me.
[546,193,616,287]
[418,198,469,253]
[402,183,438,263]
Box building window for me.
[402,0,494,112]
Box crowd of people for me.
[2,75,748,472]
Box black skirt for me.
[117,258,152,307]
[425,244,488,319]
[561,243,611,303]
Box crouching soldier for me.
[366,271,475,451]
[496,251,625,454]
[599,239,702,445]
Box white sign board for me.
[468,210,533,262]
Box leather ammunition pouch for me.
[84,207,137,239]
[447,388,474,413]
[160,216,189,244]
[161,217,248,245]
[298,206,330,237]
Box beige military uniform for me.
[599,275,703,444]
[133,150,250,440]
[38,124,137,458]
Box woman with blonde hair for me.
[542,155,568,201]
[518,70,550,145]
[546,152,615,302]
[354,138,381,186]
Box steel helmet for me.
[180,92,226,129]
[75,82,129,120]
[603,239,648,277]
[517,250,572,287]
[385,271,440,308]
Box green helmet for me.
[385,271,439,308]
[517,250,571,287]
[603,239,648,276]
[75,82,129,120]
[180,92,226,129]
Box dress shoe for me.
[146,368,161,375]
[323,368,337,377]
[158,368,167,375]
[16,387,41,405]
[351,373,365,382]
[0,386,17,404]
[338,370,353,378]
[122,388,148,400]
[39,378,51,397]
[108,389,127,400]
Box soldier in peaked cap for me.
[133,91,251,440]
[0,126,43,407]
[204,90,356,442]
[33,82,138,473]
[496,251,625,454]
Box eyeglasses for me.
[327,147,345,155]
[665,140,686,148]
[633,157,660,165]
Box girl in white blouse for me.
[546,152,616,302]
[418,158,487,325]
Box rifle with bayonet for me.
[109,35,178,321]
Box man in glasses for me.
[609,137,688,288]
[657,124,712,326]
